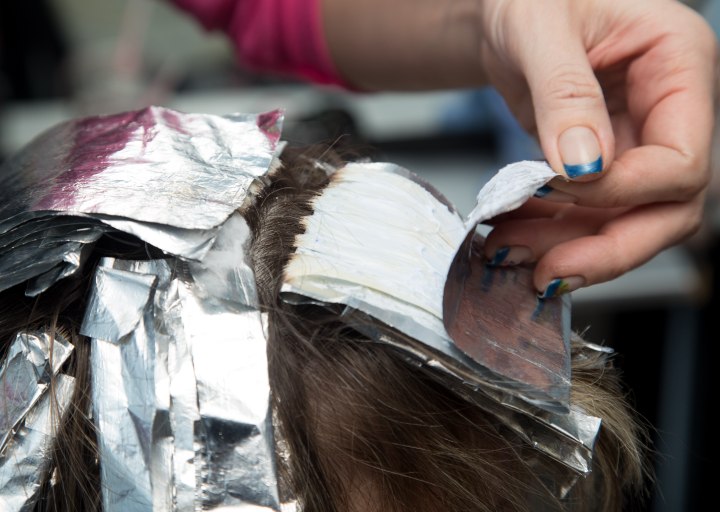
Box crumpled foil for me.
[281,161,599,484]
[0,331,74,451]
[0,332,76,511]
[0,107,287,511]
[0,106,282,294]
[0,103,601,508]
[83,251,280,511]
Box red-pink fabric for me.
[171,0,346,87]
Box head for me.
[0,147,650,512]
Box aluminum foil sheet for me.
[0,106,282,295]
[0,105,285,511]
[0,331,75,512]
[281,161,600,478]
[283,161,566,404]
[83,245,281,511]
[0,101,599,508]
[0,331,74,451]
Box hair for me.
[0,147,650,511]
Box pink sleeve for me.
[171,0,348,87]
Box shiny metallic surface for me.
[0,106,280,230]
[282,161,598,480]
[81,264,158,343]
[88,259,165,511]
[85,250,280,510]
[0,107,282,294]
[0,106,282,511]
[0,103,603,506]
[0,375,75,511]
[0,331,74,451]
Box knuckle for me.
[683,202,705,238]
[542,65,603,107]
[676,156,712,200]
[675,177,703,202]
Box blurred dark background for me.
[1,1,718,510]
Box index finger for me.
[553,4,718,207]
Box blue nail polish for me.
[564,156,603,178]
[489,246,510,266]
[539,278,569,299]
[534,184,553,198]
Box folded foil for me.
[83,239,281,510]
[0,331,74,451]
[0,106,282,295]
[0,332,76,511]
[0,103,601,508]
[0,107,285,511]
[281,161,599,481]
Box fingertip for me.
[532,243,595,295]
[557,126,605,181]
[536,275,586,299]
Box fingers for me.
[503,1,614,181]
[484,206,619,266]
[482,199,570,225]
[491,0,715,206]
[478,0,716,298]
[485,198,704,296]
[549,4,717,208]
[546,144,711,208]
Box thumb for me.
[518,29,614,181]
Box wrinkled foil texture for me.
[0,107,287,511]
[0,104,599,508]
[282,161,600,484]
[0,106,282,294]
[0,332,76,511]
[83,248,281,510]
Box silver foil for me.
[0,103,599,508]
[281,161,599,480]
[0,107,282,294]
[0,330,75,511]
[0,106,284,511]
[84,237,280,511]
[0,331,74,451]
[0,375,75,512]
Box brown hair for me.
[246,149,650,512]
[0,147,650,511]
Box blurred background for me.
[1,1,718,510]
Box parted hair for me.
[0,147,650,511]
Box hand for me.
[478,0,717,296]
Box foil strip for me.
[0,374,75,511]
[0,107,282,295]
[86,261,164,511]
[281,161,598,478]
[0,331,74,451]
[282,161,566,404]
[84,217,280,511]
[0,106,280,230]
[0,106,284,511]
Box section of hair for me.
[247,148,650,512]
[0,146,649,511]
[0,277,101,512]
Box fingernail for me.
[558,126,603,179]
[487,246,534,266]
[533,184,577,203]
[538,276,586,298]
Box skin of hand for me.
[323,0,718,296]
